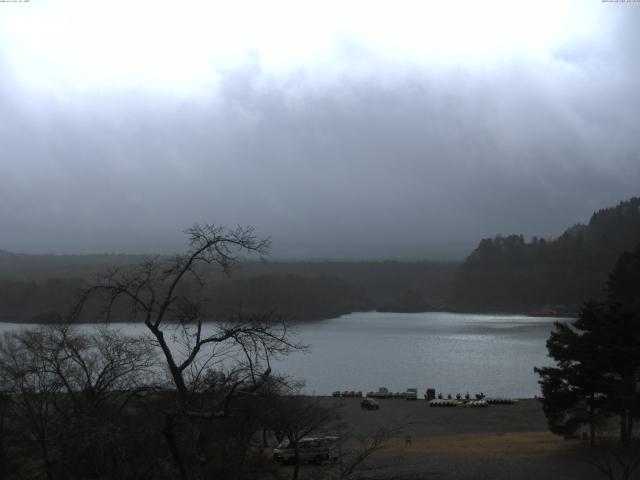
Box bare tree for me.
[335,424,403,480]
[72,225,290,396]
[0,391,17,479]
[588,441,640,480]
[41,325,156,412]
[0,329,65,480]
[266,391,341,480]
[0,324,158,480]
[72,224,303,479]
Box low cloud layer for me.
[1,2,639,259]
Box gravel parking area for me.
[324,397,548,437]
[306,397,609,480]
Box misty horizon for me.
[1,1,639,259]
[0,201,623,261]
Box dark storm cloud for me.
[0,4,639,259]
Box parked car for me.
[378,387,391,398]
[273,436,339,465]
[405,388,418,400]
[425,388,436,400]
[360,398,380,410]
[368,387,391,398]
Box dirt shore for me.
[311,397,610,480]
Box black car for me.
[360,398,380,410]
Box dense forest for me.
[451,197,640,315]
[0,253,456,322]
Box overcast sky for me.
[1,0,639,259]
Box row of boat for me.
[332,389,407,398]
[333,388,415,399]
[429,397,519,407]
[430,399,488,407]
[333,387,519,405]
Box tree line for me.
[452,197,640,314]
[0,252,456,323]
[0,274,370,324]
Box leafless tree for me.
[588,440,640,480]
[72,225,294,395]
[45,325,155,411]
[265,391,341,480]
[335,424,403,480]
[72,224,303,479]
[0,329,66,480]
[0,391,16,479]
[0,324,158,480]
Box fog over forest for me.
[1,1,639,259]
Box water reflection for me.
[0,312,567,398]
[274,312,566,397]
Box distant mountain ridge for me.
[2,197,638,321]
[451,197,640,315]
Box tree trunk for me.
[291,444,300,480]
[590,392,596,446]
[621,371,635,447]
[163,414,190,480]
[627,373,636,443]
[148,326,189,402]
[39,439,54,480]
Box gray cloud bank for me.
[1,4,639,259]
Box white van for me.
[405,388,418,400]
[273,436,339,465]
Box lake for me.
[276,312,563,398]
[0,312,565,398]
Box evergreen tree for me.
[535,301,610,445]
[603,244,640,445]
[536,244,640,445]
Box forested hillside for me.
[451,197,640,314]
[0,253,455,322]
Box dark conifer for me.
[537,244,640,445]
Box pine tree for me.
[536,243,640,445]
[603,244,640,446]
[535,301,610,445]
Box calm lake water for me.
[0,312,565,398]
[276,312,563,398]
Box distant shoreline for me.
[0,309,575,325]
